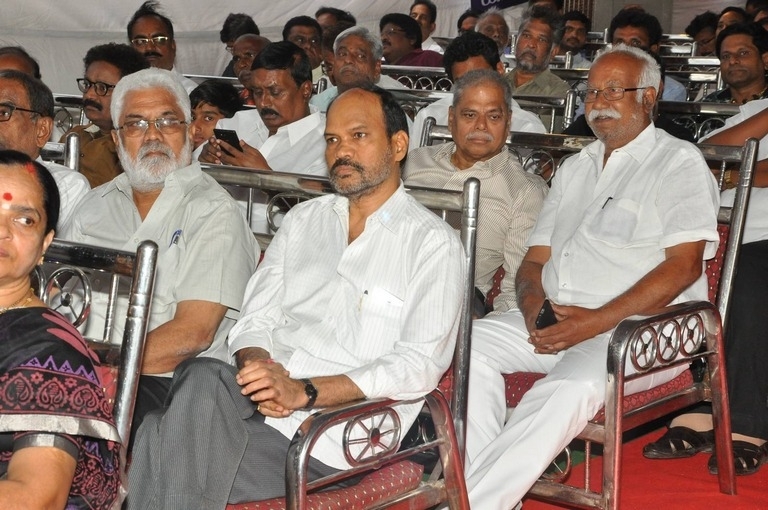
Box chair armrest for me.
[606,300,720,380]
[284,389,462,509]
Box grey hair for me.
[476,7,506,27]
[452,69,513,111]
[110,67,191,128]
[593,43,661,104]
[518,5,564,53]
[334,26,383,61]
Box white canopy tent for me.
[0,0,733,94]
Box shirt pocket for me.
[585,197,641,247]
[358,287,404,358]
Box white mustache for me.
[587,108,622,122]
[466,131,493,142]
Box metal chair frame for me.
[42,131,80,171]
[40,240,158,447]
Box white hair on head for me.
[335,26,383,61]
[110,67,191,128]
[592,43,661,104]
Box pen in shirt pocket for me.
[169,229,182,247]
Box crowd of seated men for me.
[1,0,768,508]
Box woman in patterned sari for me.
[0,150,120,509]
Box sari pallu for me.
[0,307,121,510]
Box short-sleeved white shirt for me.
[528,123,720,308]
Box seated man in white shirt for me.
[199,41,327,177]
[126,85,466,508]
[411,31,547,151]
[464,44,720,509]
[0,70,89,232]
[406,69,548,315]
[410,0,444,54]
[63,68,259,439]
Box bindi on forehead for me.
[2,193,11,201]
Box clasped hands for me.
[236,359,306,418]
[199,136,271,170]
[526,301,607,355]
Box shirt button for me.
[133,238,139,243]
[564,252,569,257]
[562,283,567,288]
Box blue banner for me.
[470,0,528,12]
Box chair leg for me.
[708,333,736,494]
[425,392,470,510]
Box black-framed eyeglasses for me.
[579,87,648,103]
[0,102,42,122]
[131,36,171,47]
[117,117,188,137]
[76,78,116,96]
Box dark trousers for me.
[724,240,768,440]
[127,358,340,510]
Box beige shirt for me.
[63,162,259,373]
[404,143,548,313]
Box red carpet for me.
[523,429,768,509]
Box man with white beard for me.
[63,68,259,439]
[463,44,720,509]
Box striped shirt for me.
[405,143,548,313]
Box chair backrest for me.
[40,239,158,445]
[380,64,453,91]
[699,138,759,326]
[659,101,738,142]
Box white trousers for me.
[464,310,686,510]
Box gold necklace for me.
[0,288,35,315]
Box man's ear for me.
[34,116,53,149]
[762,51,768,70]
[373,60,382,82]
[392,130,409,162]
[495,61,506,75]
[642,86,657,113]
[111,129,120,148]
[448,105,455,127]
[300,80,313,101]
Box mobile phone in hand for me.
[213,128,243,153]
[535,299,558,329]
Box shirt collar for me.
[434,141,507,175]
[274,110,323,145]
[332,182,410,235]
[584,122,656,164]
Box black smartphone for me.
[535,299,558,329]
[213,128,243,153]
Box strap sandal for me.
[708,440,768,476]
[642,426,715,459]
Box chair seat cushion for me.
[225,460,425,510]
[504,370,695,421]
